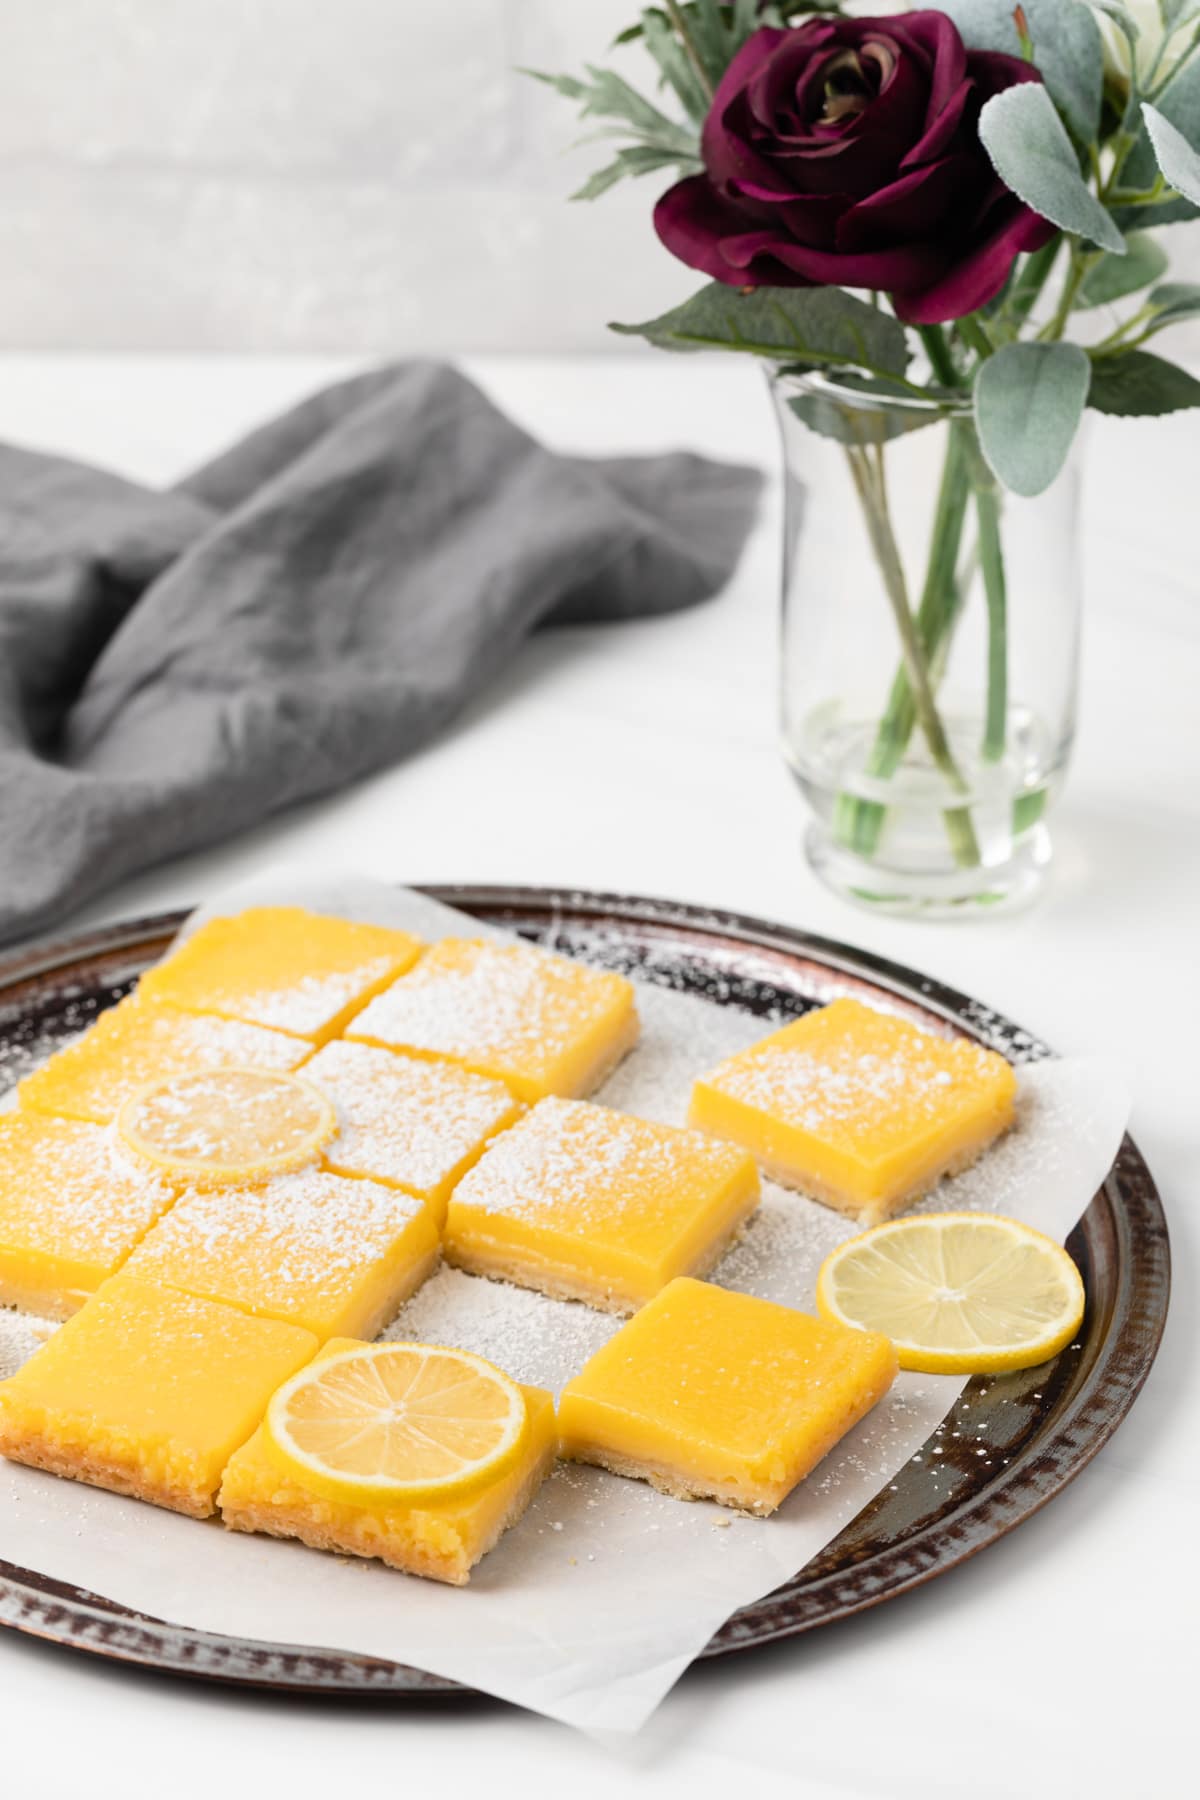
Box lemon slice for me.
[816,1212,1085,1375]
[263,1343,528,1506]
[116,1066,336,1185]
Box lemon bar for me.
[121,1168,440,1341]
[688,998,1017,1226]
[444,1097,760,1313]
[219,1344,558,1585]
[0,1274,317,1517]
[136,907,423,1043]
[348,936,638,1102]
[303,1039,522,1225]
[0,1112,177,1318]
[558,1277,898,1515]
[18,994,310,1126]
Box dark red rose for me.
[654,12,1055,324]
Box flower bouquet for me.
[535,2,1200,914]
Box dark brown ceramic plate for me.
[0,886,1170,1695]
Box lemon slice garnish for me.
[816,1212,1085,1375]
[263,1343,528,1506]
[116,1066,336,1186]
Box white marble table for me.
[0,354,1194,1798]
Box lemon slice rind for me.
[816,1211,1085,1375]
[115,1065,337,1186]
[263,1343,529,1508]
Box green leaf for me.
[1088,348,1200,413]
[980,84,1126,251]
[1077,231,1169,305]
[610,283,912,376]
[642,9,711,123]
[975,341,1092,495]
[978,83,1129,250]
[1143,103,1200,205]
[572,144,697,201]
[1145,281,1200,328]
[941,0,1104,145]
[785,382,943,447]
[1113,52,1200,226]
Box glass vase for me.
[773,369,1082,918]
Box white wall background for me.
[0,0,1196,353]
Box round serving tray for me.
[0,885,1170,1695]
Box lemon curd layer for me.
[0,1274,318,1517]
[0,1112,178,1319]
[219,1342,558,1586]
[348,936,638,1102]
[444,1097,760,1313]
[122,1167,440,1341]
[558,1277,898,1515]
[136,907,423,1043]
[688,997,1017,1225]
[17,994,311,1127]
[304,1039,522,1224]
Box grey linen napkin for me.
[0,361,762,947]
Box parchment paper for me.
[0,874,1131,1733]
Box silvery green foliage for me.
[974,343,1093,495]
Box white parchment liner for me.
[0,875,1130,1733]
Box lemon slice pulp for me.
[116,1066,336,1185]
[816,1212,1085,1375]
[263,1343,528,1506]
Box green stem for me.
[1040,246,1095,342]
[664,1,714,101]
[956,312,995,362]
[974,480,1008,763]
[835,419,974,856]
[842,446,981,869]
[917,323,960,387]
[1006,239,1062,332]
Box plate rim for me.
[0,884,1171,1696]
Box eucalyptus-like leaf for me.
[1088,348,1200,413]
[1077,232,1169,305]
[1113,53,1200,227]
[611,283,912,376]
[974,341,1092,495]
[1145,281,1200,328]
[941,0,1104,145]
[1143,103,1200,205]
[980,84,1126,251]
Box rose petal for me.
[720,228,947,293]
[654,175,767,285]
[837,153,977,250]
[893,203,1055,323]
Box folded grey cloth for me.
[0,361,762,947]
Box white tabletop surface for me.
[0,353,1195,1798]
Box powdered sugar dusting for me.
[452,1095,747,1228]
[350,938,628,1068]
[229,958,397,1037]
[0,1112,177,1262]
[702,1008,1009,1145]
[305,1040,517,1194]
[124,1167,427,1305]
[385,1264,619,1396]
[17,998,309,1124]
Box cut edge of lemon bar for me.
[688,997,1017,1226]
[0,1274,319,1518]
[219,1343,558,1585]
[557,1277,898,1516]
